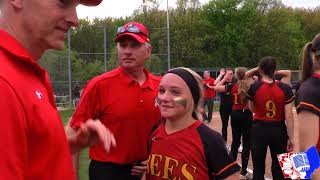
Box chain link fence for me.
[39,25,302,108]
[39,25,169,108]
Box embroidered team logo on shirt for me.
[35,90,43,99]
[151,136,156,142]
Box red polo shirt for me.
[70,67,161,164]
[203,77,215,98]
[0,30,75,180]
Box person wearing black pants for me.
[250,121,288,180]
[203,97,214,122]
[231,110,252,177]
[247,57,294,180]
[215,67,253,179]
[202,70,216,123]
[215,68,234,141]
[219,105,232,141]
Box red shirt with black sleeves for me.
[247,80,295,122]
[0,30,75,180]
[146,121,240,180]
[296,73,320,150]
[70,67,161,164]
[203,77,216,98]
[225,83,248,110]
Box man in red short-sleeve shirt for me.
[202,70,216,123]
[68,22,161,180]
[0,0,115,180]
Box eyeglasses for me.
[117,24,147,37]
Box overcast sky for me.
[77,0,320,19]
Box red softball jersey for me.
[146,120,240,180]
[225,83,248,110]
[247,80,295,122]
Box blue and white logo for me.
[278,146,320,179]
[291,146,320,179]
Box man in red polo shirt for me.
[67,22,161,180]
[0,0,116,180]
[202,70,216,123]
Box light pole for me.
[68,30,72,107]
[104,26,107,72]
[166,0,170,70]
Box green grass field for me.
[59,109,90,180]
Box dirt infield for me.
[207,108,299,179]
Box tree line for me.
[40,0,320,86]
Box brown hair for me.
[301,33,320,81]
[235,67,250,104]
[258,56,276,78]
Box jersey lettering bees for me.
[146,153,197,180]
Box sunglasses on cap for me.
[117,24,147,37]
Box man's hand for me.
[67,119,116,153]
[77,119,116,152]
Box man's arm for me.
[65,119,116,155]
[65,118,116,180]
[72,152,80,180]
[65,123,80,179]
[206,83,215,89]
